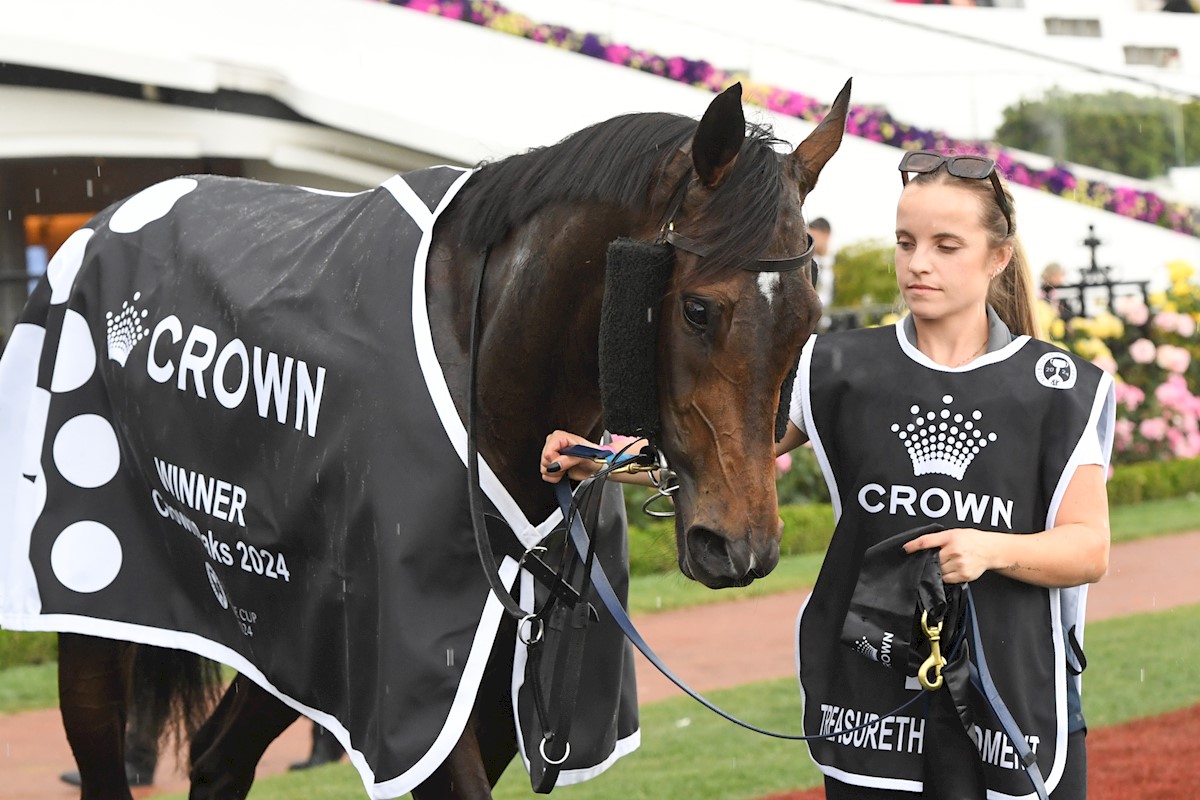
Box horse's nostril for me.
[686,526,751,584]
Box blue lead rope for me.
[553,479,1052,800]
[965,585,1050,800]
[553,479,924,741]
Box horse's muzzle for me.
[682,526,780,589]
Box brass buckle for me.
[917,609,946,691]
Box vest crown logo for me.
[892,394,996,481]
[1035,352,1077,390]
[105,292,151,367]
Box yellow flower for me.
[1150,290,1168,308]
[1071,336,1108,360]
[1166,260,1195,284]
[1069,317,1093,337]
[1035,299,1059,330]
[1090,311,1124,340]
[1050,319,1066,340]
[493,13,529,35]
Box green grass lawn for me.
[1108,491,1200,543]
[0,661,59,715]
[144,602,1200,800]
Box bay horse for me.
[12,79,851,799]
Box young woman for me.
[541,151,1115,799]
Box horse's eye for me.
[682,298,709,329]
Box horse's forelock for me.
[686,125,791,281]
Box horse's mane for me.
[448,111,789,279]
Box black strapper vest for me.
[796,324,1108,796]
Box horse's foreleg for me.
[412,615,520,799]
[188,674,298,800]
[57,633,135,800]
[474,615,520,788]
[411,715,495,800]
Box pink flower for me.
[1114,381,1145,411]
[1139,417,1169,441]
[1177,315,1196,338]
[1114,418,1136,450]
[1154,312,1180,335]
[1091,354,1118,375]
[1184,431,1200,459]
[605,44,631,64]
[1169,429,1200,459]
[1129,338,1157,364]
[1155,375,1193,412]
[776,453,793,473]
[1156,344,1192,374]
[1115,296,1150,326]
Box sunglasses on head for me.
[898,150,1013,237]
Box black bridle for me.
[655,167,818,282]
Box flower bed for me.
[388,0,1200,239]
[1050,260,1200,463]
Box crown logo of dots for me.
[891,395,996,481]
[105,292,150,367]
[853,636,880,662]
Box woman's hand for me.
[901,465,1110,588]
[902,528,998,584]
[540,430,606,483]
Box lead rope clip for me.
[918,609,946,691]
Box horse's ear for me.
[790,78,852,193]
[692,82,746,189]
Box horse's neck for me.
[428,209,627,518]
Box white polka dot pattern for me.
[53,414,120,489]
[46,229,94,305]
[50,520,123,593]
[109,178,198,234]
[20,388,51,479]
[50,310,96,393]
[17,471,48,539]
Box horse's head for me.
[645,82,850,589]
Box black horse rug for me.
[0,166,638,796]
